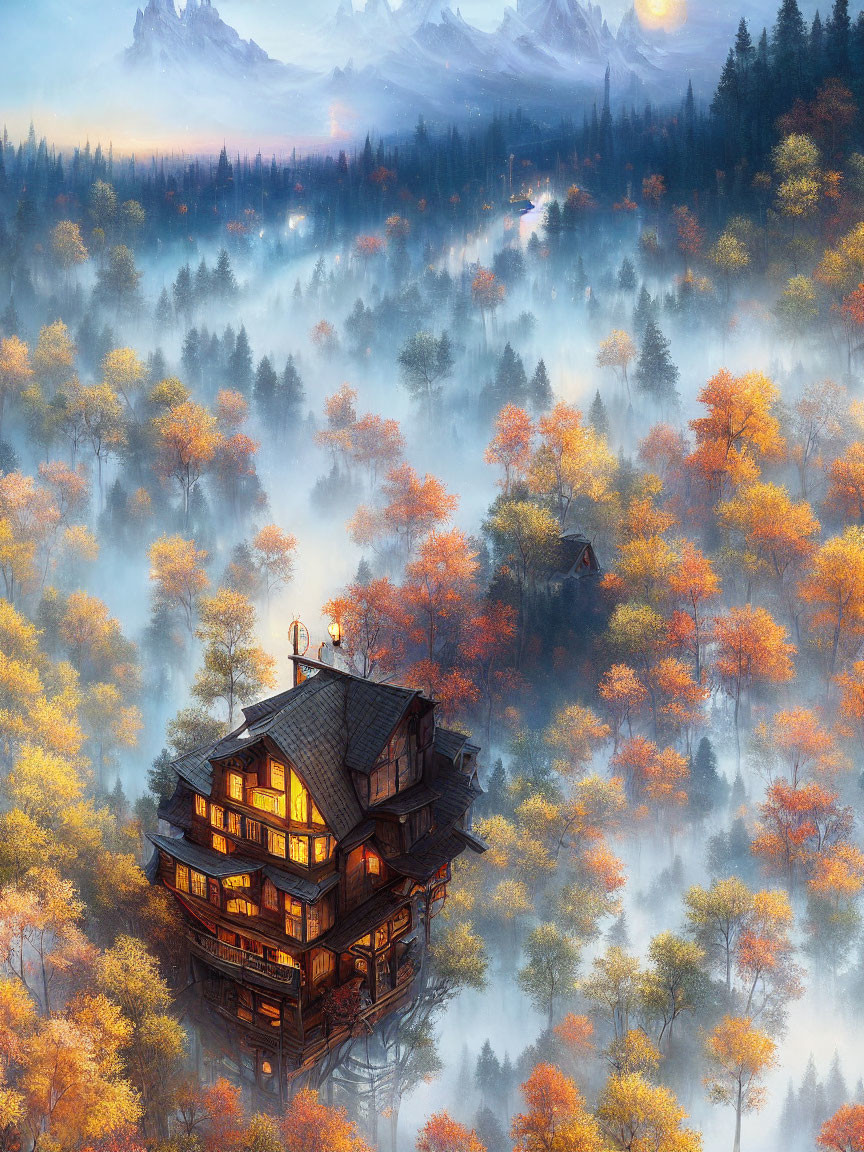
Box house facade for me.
[148,660,485,1093]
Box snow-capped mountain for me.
[127,0,299,77]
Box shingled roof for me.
[168,667,424,841]
[149,834,264,879]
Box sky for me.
[0,0,826,150]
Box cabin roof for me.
[372,782,441,817]
[261,866,340,903]
[433,726,470,761]
[149,833,263,879]
[170,666,426,841]
[387,828,468,881]
[320,885,411,953]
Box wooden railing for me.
[189,929,301,993]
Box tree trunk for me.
[733,1082,742,1152]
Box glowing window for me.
[374,925,388,950]
[268,829,286,858]
[226,898,258,916]
[223,874,250,889]
[191,870,207,898]
[245,818,261,842]
[270,761,285,791]
[289,835,309,866]
[311,949,334,982]
[262,879,279,911]
[285,898,303,939]
[194,795,207,818]
[311,801,326,827]
[250,789,285,817]
[392,907,410,936]
[228,811,241,836]
[212,833,227,854]
[366,853,380,876]
[227,772,243,801]
[277,950,300,969]
[210,805,225,830]
[175,864,189,893]
[290,769,308,823]
[258,999,281,1021]
[314,836,330,865]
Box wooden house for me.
[148,661,485,1093]
[547,531,601,588]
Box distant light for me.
[328,621,342,647]
[635,0,686,32]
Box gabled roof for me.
[149,833,263,879]
[169,666,426,842]
[262,866,340,903]
[433,726,470,761]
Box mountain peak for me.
[127,0,274,72]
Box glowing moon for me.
[634,0,687,33]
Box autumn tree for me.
[0,337,33,440]
[323,577,408,680]
[154,400,222,530]
[819,1104,864,1151]
[251,525,297,608]
[417,1112,486,1152]
[529,402,616,530]
[596,331,636,399]
[668,542,720,681]
[639,932,706,1050]
[685,879,754,994]
[281,1088,373,1152]
[485,405,533,495]
[704,1017,776,1152]
[801,528,864,682]
[597,1072,701,1152]
[517,923,580,1028]
[713,606,795,766]
[688,370,784,501]
[193,588,276,725]
[148,534,209,638]
[511,1063,602,1152]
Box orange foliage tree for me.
[511,1063,602,1152]
[281,1088,373,1152]
[713,606,795,766]
[485,405,534,495]
[416,1111,486,1152]
[819,1104,864,1151]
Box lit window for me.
[290,769,308,823]
[311,949,334,982]
[227,773,243,801]
[374,925,388,950]
[195,795,207,818]
[261,1059,273,1075]
[210,805,225,830]
[212,833,227,854]
[223,874,250,889]
[307,903,320,940]
[277,950,300,969]
[175,864,190,892]
[191,870,207,898]
[262,879,279,911]
[258,999,281,1022]
[311,800,326,827]
[285,898,303,939]
[228,811,241,836]
[270,761,285,791]
[314,836,330,865]
[268,829,286,858]
[353,934,372,950]
[226,898,258,916]
[289,835,309,866]
[366,852,380,876]
[245,818,261,842]
[250,789,285,817]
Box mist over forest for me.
[4,1,864,1151]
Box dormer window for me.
[366,851,381,877]
[227,772,243,801]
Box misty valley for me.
[3,0,864,1150]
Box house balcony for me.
[188,928,302,995]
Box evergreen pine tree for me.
[475,1040,501,1107]
[213,248,238,299]
[589,389,609,438]
[229,324,253,393]
[635,318,679,407]
[154,286,173,330]
[148,748,176,801]
[0,296,19,336]
[194,258,211,302]
[827,0,851,77]
[689,736,728,818]
[254,355,278,422]
[529,358,553,411]
[798,1056,828,1144]
[617,257,637,291]
[825,1052,848,1117]
[277,355,306,430]
[771,0,808,103]
[633,284,655,333]
[172,263,194,324]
